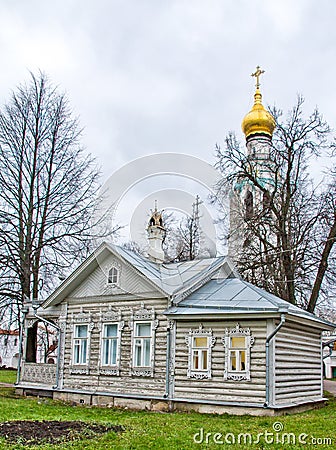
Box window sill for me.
[188,371,211,380]
[131,367,153,377]
[99,367,120,376]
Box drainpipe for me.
[264,313,286,407]
[164,325,171,399]
[32,312,61,390]
[15,306,29,386]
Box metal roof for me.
[164,277,334,327]
[111,244,227,295]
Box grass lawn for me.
[0,385,335,449]
[0,369,17,384]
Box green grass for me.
[0,387,335,449]
[0,369,16,384]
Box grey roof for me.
[165,277,334,327]
[42,242,333,329]
[43,242,231,307]
[110,244,227,296]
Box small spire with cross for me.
[251,65,265,90]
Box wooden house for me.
[15,71,335,415]
[16,236,334,416]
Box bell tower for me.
[229,66,275,258]
[147,202,166,263]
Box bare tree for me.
[214,96,336,310]
[0,72,113,326]
[307,171,336,312]
[164,196,208,262]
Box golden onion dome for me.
[241,66,275,139]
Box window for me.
[222,324,254,381]
[134,322,151,367]
[102,324,118,366]
[229,336,246,371]
[192,336,209,371]
[73,324,88,365]
[244,191,253,220]
[129,304,158,377]
[185,325,216,379]
[107,267,119,285]
[263,190,271,211]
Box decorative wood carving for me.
[185,324,216,379]
[222,323,254,381]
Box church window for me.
[73,324,88,365]
[134,322,152,367]
[222,324,254,381]
[263,190,271,211]
[107,267,119,285]
[101,323,119,366]
[244,191,253,220]
[185,325,216,379]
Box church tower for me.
[228,66,275,258]
[147,202,166,263]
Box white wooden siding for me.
[71,254,158,298]
[274,320,322,405]
[62,298,168,397]
[173,320,267,404]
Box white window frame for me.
[98,308,124,376]
[69,309,94,375]
[101,323,119,366]
[133,322,152,368]
[129,303,158,377]
[185,324,216,379]
[107,266,119,285]
[73,324,88,365]
[222,323,254,381]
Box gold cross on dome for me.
[251,65,265,89]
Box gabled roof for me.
[42,242,234,307]
[165,277,334,328]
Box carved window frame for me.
[69,309,94,375]
[185,324,216,380]
[98,308,124,376]
[73,324,89,365]
[222,323,254,381]
[129,303,158,377]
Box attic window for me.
[107,267,119,285]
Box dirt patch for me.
[0,420,124,446]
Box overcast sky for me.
[0,0,335,245]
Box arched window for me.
[263,190,271,211]
[107,267,119,285]
[244,191,253,220]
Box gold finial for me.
[251,65,265,90]
[241,65,275,139]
